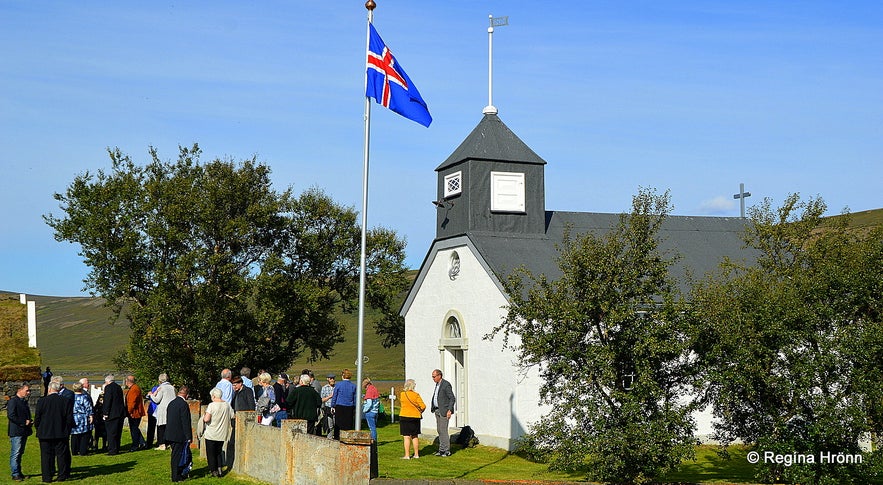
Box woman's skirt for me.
[399,416,421,437]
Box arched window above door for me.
[446,316,461,339]
[438,311,468,350]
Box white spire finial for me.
[483,14,508,115]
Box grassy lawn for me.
[0,415,269,484]
[372,415,759,483]
[1,413,766,484]
[373,417,585,482]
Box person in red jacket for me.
[125,375,147,451]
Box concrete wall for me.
[232,411,371,485]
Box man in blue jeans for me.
[7,383,32,481]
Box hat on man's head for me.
[326,373,335,378]
[278,373,289,381]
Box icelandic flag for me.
[366,24,432,127]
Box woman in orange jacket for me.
[398,378,426,459]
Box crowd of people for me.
[9,366,411,481]
[7,366,457,482]
[7,373,150,482]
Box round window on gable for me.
[449,251,461,280]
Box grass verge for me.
[0,415,765,484]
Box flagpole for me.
[355,0,377,433]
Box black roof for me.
[436,114,546,171]
[468,211,755,293]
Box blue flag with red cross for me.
[366,24,432,127]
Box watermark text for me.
[746,450,863,466]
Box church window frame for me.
[490,171,526,213]
[444,171,462,198]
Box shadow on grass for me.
[70,460,137,480]
[663,446,756,483]
[453,450,510,479]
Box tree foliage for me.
[691,194,883,484]
[45,145,409,400]
[488,188,697,484]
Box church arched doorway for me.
[438,312,467,427]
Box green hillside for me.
[0,294,40,369]
[2,286,407,381]
[30,294,129,373]
[823,207,883,229]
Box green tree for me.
[691,194,883,484]
[45,144,409,399]
[488,189,697,484]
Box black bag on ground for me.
[455,425,478,447]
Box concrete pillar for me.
[27,300,37,348]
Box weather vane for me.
[483,14,509,115]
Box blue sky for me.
[2,1,881,297]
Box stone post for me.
[27,300,36,348]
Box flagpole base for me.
[482,105,498,115]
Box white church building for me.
[401,112,753,450]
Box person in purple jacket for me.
[330,368,357,440]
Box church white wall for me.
[404,242,549,450]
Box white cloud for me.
[698,195,736,215]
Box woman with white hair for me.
[202,387,234,477]
[398,379,426,459]
[148,373,176,450]
[255,372,278,426]
[286,374,322,434]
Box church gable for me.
[400,235,505,319]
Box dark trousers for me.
[73,428,91,455]
[60,434,71,477]
[333,405,355,440]
[71,432,91,455]
[205,439,224,474]
[169,441,191,482]
[157,424,166,446]
[105,417,124,454]
[146,414,157,447]
[39,438,67,482]
[128,416,145,449]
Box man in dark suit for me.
[50,376,74,475]
[35,381,73,482]
[7,383,32,482]
[431,369,456,457]
[101,375,126,455]
[165,385,193,482]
